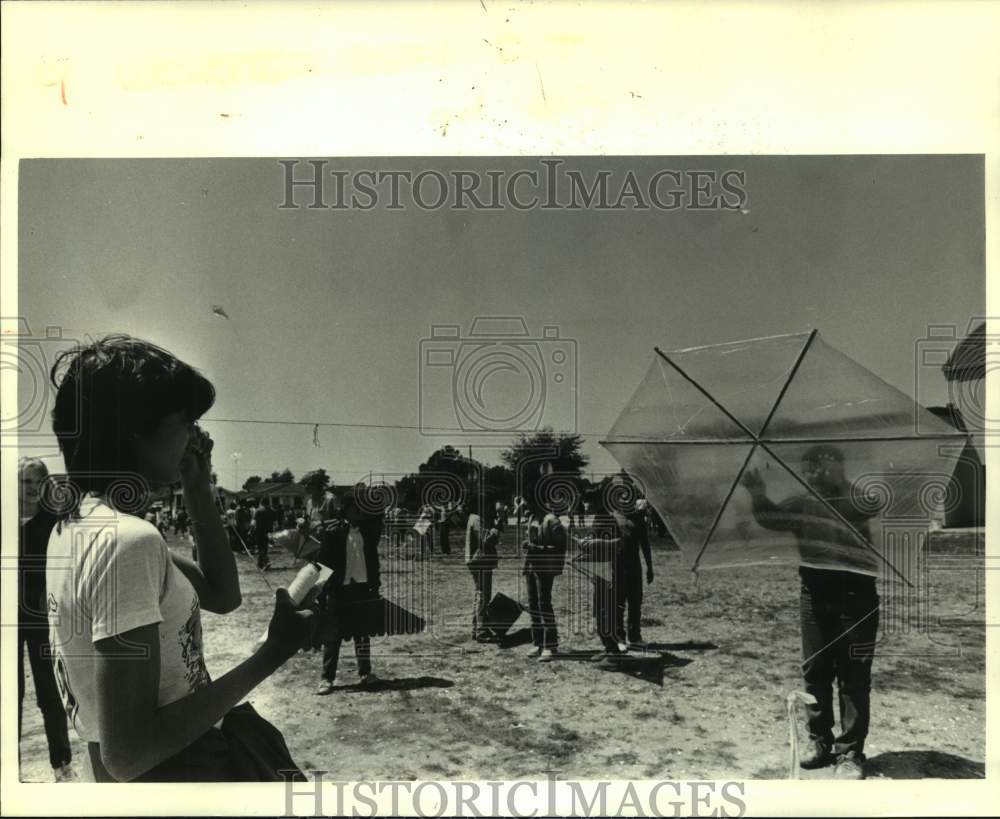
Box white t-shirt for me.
[344,528,368,585]
[46,496,210,743]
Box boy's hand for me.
[740,467,765,496]
[179,425,214,489]
[263,588,317,662]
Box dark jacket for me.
[19,510,57,623]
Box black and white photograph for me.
[1,4,997,818]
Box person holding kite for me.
[464,485,502,643]
[740,444,878,780]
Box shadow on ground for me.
[867,750,985,779]
[333,676,455,694]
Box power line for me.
[201,416,604,436]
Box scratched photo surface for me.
[14,155,985,784]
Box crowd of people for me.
[17,333,881,782]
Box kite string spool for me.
[786,691,818,779]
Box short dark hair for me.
[801,444,845,465]
[50,335,215,501]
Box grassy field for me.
[18,524,985,782]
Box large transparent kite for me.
[601,331,970,585]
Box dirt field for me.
[18,525,985,783]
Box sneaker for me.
[360,672,380,687]
[537,648,556,663]
[799,739,834,770]
[617,642,630,654]
[474,632,499,644]
[525,646,542,658]
[833,751,866,780]
[316,680,336,695]
[53,763,78,783]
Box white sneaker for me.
[525,645,542,658]
[537,648,556,662]
[617,642,630,654]
[53,763,78,783]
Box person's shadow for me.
[865,751,984,779]
[639,640,718,652]
[336,676,454,694]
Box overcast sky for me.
[18,156,984,488]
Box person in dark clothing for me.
[740,444,878,780]
[465,488,501,643]
[619,500,655,647]
[304,481,382,693]
[252,501,276,570]
[17,457,75,782]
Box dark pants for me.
[592,579,621,653]
[799,574,879,756]
[525,571,558,649]
[18,622,72,770]
[618,562,644,644]
[255,536,270,569]
[322,583,373,681]
[469,567,493,637]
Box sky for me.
[17,156,984,489]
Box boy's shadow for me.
[335,676,454,694]
[865,751,984,779]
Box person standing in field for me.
[18,457,76,782]
[45,335,314,782]
[520,471,568,663]
[309,485,382,694]
[740,444,878,780]
[465,487,501,643]
[618,499,655,648]
[252,499,275,571]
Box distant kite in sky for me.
[313,424,321,447]
[211,304,231,320]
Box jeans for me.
[469,567,493,637]
[18,622,72,770]
[255,537,269,569]
[799,574,879,756]
[592,579,621,653]
[618,561,644,644]
[525,572,558,649]
[322,583,373,681]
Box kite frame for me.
[601,330,971,588]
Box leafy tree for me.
[242,475,263,491]
[268,468,295,484]
[500,428,589,512]
[500,427,588,484]
[299,468,330,492]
